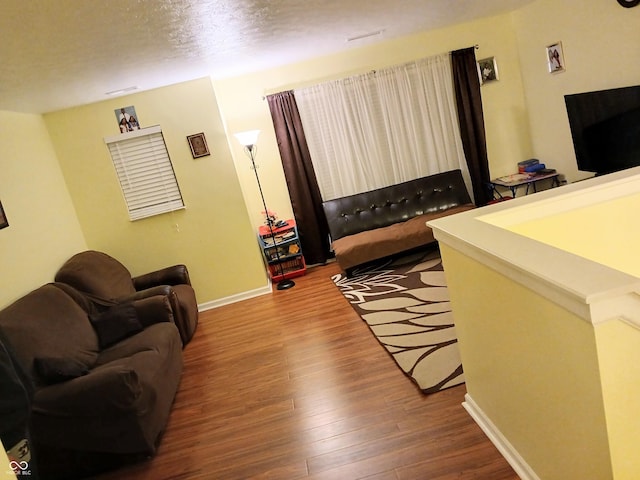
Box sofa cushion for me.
[332,204,475,270]
[0,284,99,386]
[95,321,181,368]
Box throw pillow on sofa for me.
[34,357,90,384]
[89,304,143,349]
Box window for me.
[294,53,471,201]
[104,125,184,221]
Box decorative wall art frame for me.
[187,132,210,158]
[115,106,141,133]
[477,57,499,85]
[0,200,8,230]
[547,42,566,74]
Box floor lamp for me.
[235,129,295,291]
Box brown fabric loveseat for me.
[322,169,475,274]
[55,250,198,346]
[0,282,183,479]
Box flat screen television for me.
[564,85,640,175]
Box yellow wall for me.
[43,77,267,304]
[214,12,533,225]
[439,242,612,480]
[507,192,640,277]
[0,111,87,307]
[432,169,640,479]
[512,0,640,183]
[0,438,16,479]
[487,181,640,478]
[595,319,640,479]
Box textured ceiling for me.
[0,0,534,114]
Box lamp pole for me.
[235,131,295,291]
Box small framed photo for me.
[115,106,140,133]
[0,200,8,230]
[187,133,210,158]
[547,42,566,74]
[477,57,499,85]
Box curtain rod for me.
[263,44,479,99]
[450,44,479,53]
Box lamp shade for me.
[234,129,260,147]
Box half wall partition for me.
[429,167,640,480]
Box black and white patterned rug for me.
[332,247,464,394]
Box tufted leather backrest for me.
[322,170,472,241]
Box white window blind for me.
[104,125,184,221]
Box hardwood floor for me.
[93,261,518,480]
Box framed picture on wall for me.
[187,132,210,158]
[115,106,141,133]
[477,57,499,85]
[546,42,566,74]
[0,200,8,230]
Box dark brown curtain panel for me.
[266,91,331,265]
[451,48,493,206]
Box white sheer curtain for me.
[294,53,472,201]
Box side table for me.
[489,172,561,199]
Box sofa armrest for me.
[117,285,172,303]
[132,265,191,290]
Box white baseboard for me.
[197,283,272,312]
[463,394,540,480]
